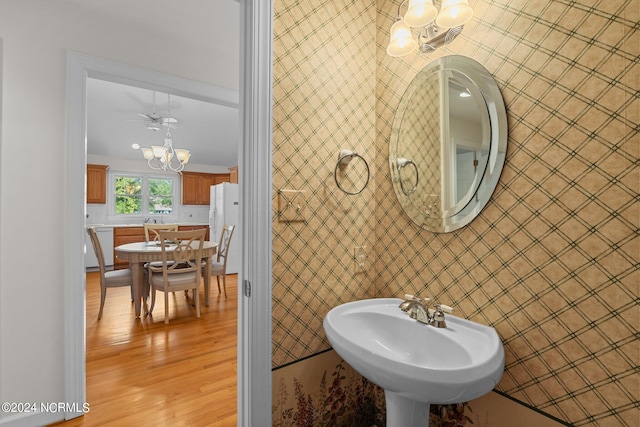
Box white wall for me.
[0,0,238,422]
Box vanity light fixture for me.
[133,94,191,172]
[386,0,473,57]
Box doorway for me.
[85,73,240,422]
[64,3,273,424]
[64,52,241,420]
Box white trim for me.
[0,411,61,427]
[65,52,88,420]
[0,37,3,420]
[238,1,273,425]
[64,52,247,422]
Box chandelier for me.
[387,0,473,57]
[134,94,191,172]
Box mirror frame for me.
[389,55,507,233]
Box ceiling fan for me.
[129,91,178,131]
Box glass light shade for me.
[175,149,190,162]
[386,20,418,57]
[436,0,473,28]
[141,148,154,160]
[404,0,437,27]
[152,145,167,158]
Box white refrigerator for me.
[209,182,240,274]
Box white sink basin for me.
[323,298,504,426]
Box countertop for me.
[87,223,208,228]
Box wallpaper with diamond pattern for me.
[375,0,639,426]
[272,0,639,426]
[272,0,377,367]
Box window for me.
[115,176,142,214]
[149,178,173,214]
[113,174,174,216]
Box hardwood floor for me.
[50,271,238,427]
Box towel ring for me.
[334,149,370,196]
[397,158,419,195]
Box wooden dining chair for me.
[144,223,180,271]
[87,227,134,320]
[144,223,179,242]
[210,224,236,299]
[147,229,207,324]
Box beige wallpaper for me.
[272,0,639,426]
[374,0,638,425]
[272,0,377,367]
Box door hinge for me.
[244,280,252,297]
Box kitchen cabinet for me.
[228,166,238,184]
[181,172,211,205]
[181,172,230,205]
[214,174,230,185]
[87,164,108,204]
[113,227,145,269]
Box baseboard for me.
[0,410,64,427]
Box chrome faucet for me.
[399,294,432,324]
[399,294,453,328]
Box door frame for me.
[238,1,273,424]
[64,0,273,420]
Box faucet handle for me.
[434,303,454,313]
[404,294,431,304]
[399,294,418,311]
[432,303,453,328]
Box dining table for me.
[115,240,218,318]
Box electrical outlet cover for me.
[354,245,367,274]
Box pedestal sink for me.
[323,298,504,427]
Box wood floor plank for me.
[49,271,238,426]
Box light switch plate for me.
[278,189,306,222]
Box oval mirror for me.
[389,55,507,233]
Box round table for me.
[115,241,218,318]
